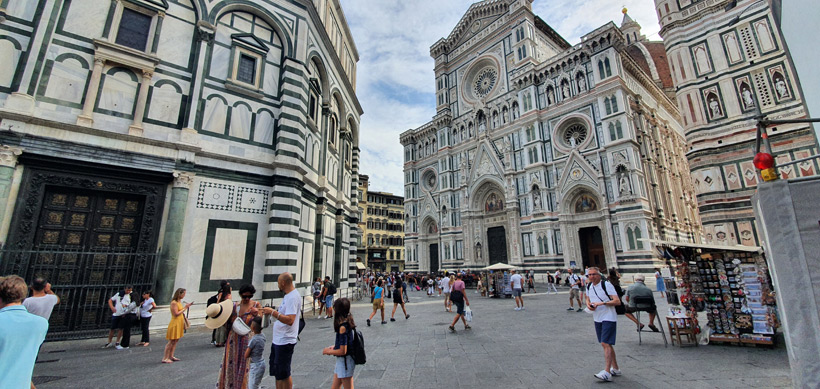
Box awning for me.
[480,263,518,271]
[355,262,366,270]
[639,238,763,253]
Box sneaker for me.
[366,319,371,327]
[576,308,584,312]
[610,368,622,377]
[594,370,613,382]
[381,321,387,325]
[102,343,112,349]
[390,318,396,322]
[514,307,521,311]
[405,314,410,320]
[448,325,456,333]
[115,345,128,350]
[521,307,525,311]
[566,307,574,311]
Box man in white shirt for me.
[260,273,301,389]
[585,267,622,382]
[509,269,525,310]
[440,276,452,312]
[102,286,132,348]
[567,269,583,312]
[23,278,60,320]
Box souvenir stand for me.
[645,239,780,347]
[481,264,516,298]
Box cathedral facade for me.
[654,0,818,246]
[0,0,360,337]
[401,0,701,276]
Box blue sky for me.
[343,0,662,195]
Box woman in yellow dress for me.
[163,288,193,364]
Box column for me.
[181,23,215,144]
[77,58,106,126]
[0,145,22,240]
[128,70,153,136]
[155,171,194,304]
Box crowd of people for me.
[0,265,669,387]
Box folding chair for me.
[634,296,668,347]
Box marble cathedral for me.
[0,0,360,337]
[401,0,702,276]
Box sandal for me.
[448,325,455,333]
[162,359,173,364]
[465,325,472,330]
[171,357,180,362]
[142,342,150,347]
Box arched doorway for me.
[579,227,605,269]
[487,226,508,265]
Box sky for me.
[343,0,663,195]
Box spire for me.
[621,7,634,26]
[619,7,644,44]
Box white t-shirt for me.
[553,271,561,282]
[427,279,434,287]
[110,293,131,316]
[272,289,302,345]
[587,280,618,323]
[441,279,451,293]
[23,294,59,320]
[510,274,523,289]
[568,274,581,289]
[140,298,155,318]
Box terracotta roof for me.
[624,42,674,91]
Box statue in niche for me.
[562,82,571,99]
[740,83,755,109]
[533,188,542,210]
[547,87,555,104]
[773,73,789,99]
[492,113,498,128]
[707,94,722,118]
[618,174,631,196]
[577,75,586,91]
[569,136,577,148]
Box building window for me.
[522,233,533,256]
[609,121,624,141]
[115,8,153,51]
[236,54,257,85]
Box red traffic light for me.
[753,152,775,170]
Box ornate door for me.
[429,244,439,272]
[487,226,508,265]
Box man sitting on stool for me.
[624,275,659,332]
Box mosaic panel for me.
[197,182,235,211]
[235,187,269,214]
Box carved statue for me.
[619,175,631,196]
[562,83,570,99]
[577,75,586,91]
[709,98,721,118]
[741,86,755,109]
[533,189,542,210]
[775,78,788,98]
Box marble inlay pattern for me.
[197,181,235,211]
[236,186,268,214]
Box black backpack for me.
[326,283,337,295]
[344,323,366,367]
[450,289,464,303]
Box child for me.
[322,298,355,389]
[244,317,266,389]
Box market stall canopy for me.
[481,263,518,271]
[355,262,366,270]
[639,238,763,253]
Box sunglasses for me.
[241,294,253,299]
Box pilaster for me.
[0,145,22,242]
[155,171,194,304]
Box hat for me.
[204,299,233,329]
[635,275,646,282]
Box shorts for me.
[569,288,580,299]
[372,299,383,310]
[444,292,450,300]
[453,300,465,315]
[325,295,334,307]
[512,289,522,297]
[595,321,617,345]
[625,306,657,314]
[334,355,355,378]
[270,343,295,380]
[248,360,266,389]
[110,315,123,330]
[313,292,320,299]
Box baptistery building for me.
[0,0,361,338]
[401,0,701,276]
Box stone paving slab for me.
[32,286,791,388]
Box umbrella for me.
[481,263,518,271]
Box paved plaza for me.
[32,286,791,388]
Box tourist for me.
[654,268,666,298]
[390,276,410,321]
[324,276,337,319]
[217,284,261,388]
[585,267,622,382]
[441,275,452,312]
[208,281,231,346]
[426,276,435,296]
[313,277,323,314]
[367,279,386,326]
[162,288,193,364]
[624,275,659,332]
[102,285,133,348]
[23,277,60,321]
[260,273,301,389]
[117,289,140,349]
[245,317,266,389]
[322,298,356,389]
[448,274,471,332]
[567,269,583,311]
[0,275,49,389]
[136,290,156,346]
[580,270,590,307]
[510,269,525,310]
[213,283,232,347]
[527,270,537,293]
[546,271,558,294]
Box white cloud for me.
[343,0,663,194]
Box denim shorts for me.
[248,360,266,389]
[334,355,355,378]
[512,289,522,297]
[325,294,334,307]
[595,321,617,345]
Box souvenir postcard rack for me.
[691,252,779,345]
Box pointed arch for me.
[209,1,293,56]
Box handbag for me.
[183,307,191,331]
[232,316,251,336]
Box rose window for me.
[563,124,588,147]
[473,67,498,98]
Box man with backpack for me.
[585,267,622,382]
[323,276,336,319]
[567,269,583,312]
